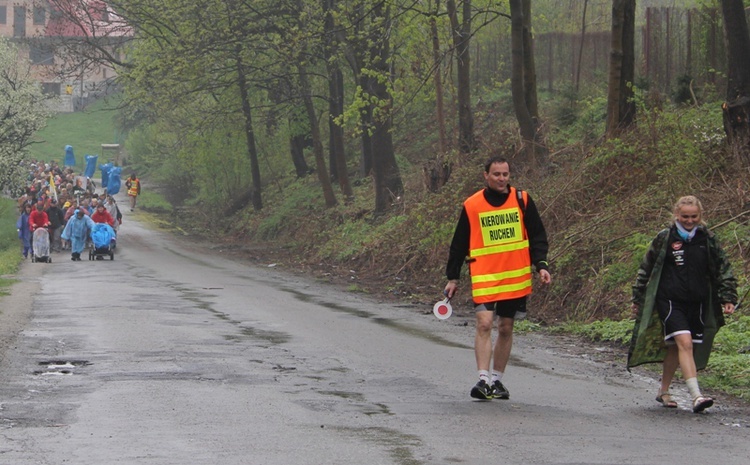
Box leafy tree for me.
[337,1,403,213]
[0,39,52,194]
[113,0,286,211]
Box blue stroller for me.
[89,223,116,260]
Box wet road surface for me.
[1,212,749,464]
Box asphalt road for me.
[1,210,749,465]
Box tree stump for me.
[422,155,452,192]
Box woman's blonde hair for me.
[671,195,706,226]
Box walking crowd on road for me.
[14,158,122,261]
[10,154,740,415]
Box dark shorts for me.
[655,297,705,343]
[474,296,527,319]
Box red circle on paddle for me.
[433,299,452,319]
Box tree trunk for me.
[359,88,375,177]
[289,131,311,178]
[720,0,750,153]
[576,0,589,92]
[430,1,448,155]
[447,0,476,154]
[298,64,338,208]
[606,0,636,137]
[721,0,750,102]
[287,104,311,178]
[521,0,538,119]
[327,66,352,199]
[367,2,403,214]
[323,0,353,200]
[509,0,535,145]
[423,0,451,192]
[236,54,263,211]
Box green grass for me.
[28,96,122,168]
[0,198,23,296]
[550,316,750,399]
[552,318,635,345]
[137,190,173,214]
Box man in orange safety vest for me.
[444,156,551,400]
[125,173,141,212]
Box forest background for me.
[0,0,749,399]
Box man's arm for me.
[446,208,470,280]
[523,195,549,272]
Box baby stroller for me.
[31,227,52,263]
[89,223,116,261]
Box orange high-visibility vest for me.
[465,187,532,303]
[127,178,140,196]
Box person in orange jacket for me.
[125,173,141,211]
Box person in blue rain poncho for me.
[16,203,33,258]
[61,208,95,261]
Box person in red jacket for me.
[90,203,115,227]
[28,202,50,232]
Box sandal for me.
[655,392,678,408]
[692,396,714,413]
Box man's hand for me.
[444,280,458,299]
[538,269,551,285]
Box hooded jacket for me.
[628,225,737,370]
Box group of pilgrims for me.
[15,157,122,261]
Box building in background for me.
[0,0,131,112]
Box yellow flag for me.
[49,173,58,201]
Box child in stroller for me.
[89,223,116,260]
[31,226,52,263]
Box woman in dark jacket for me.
[630,196,737,413]
[16,204,33,258]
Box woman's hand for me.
[631,303,640,318]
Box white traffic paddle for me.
[433,297,453,320]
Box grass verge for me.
[0,198,22,296]
[553,317,750,400]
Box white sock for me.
[491,371,504,384]
[686,377,702,399]
[478,370,490,383]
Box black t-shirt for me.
[657,227,710,303]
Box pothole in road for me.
[33,360,92,376]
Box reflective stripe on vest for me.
[465,187,532,303]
